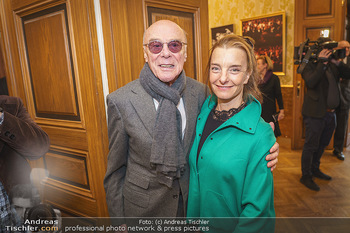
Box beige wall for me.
[208,0,295,86]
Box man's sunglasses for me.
[143,40,187,54]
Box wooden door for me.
[292,0,346,149]
[0,42,10,95]
[100,0,210,92]
[0,0,108,217]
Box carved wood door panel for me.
[0,0,108,217]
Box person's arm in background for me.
[0,97,50,159]
[274,76,285,121]
[264,77,280,171]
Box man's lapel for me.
[129,82,157,137]
[183,81,198,155]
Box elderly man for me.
[104,20,279,218]
[333,40,350,161]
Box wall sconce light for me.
[320,29,330,38]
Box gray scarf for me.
[139,63,186,188]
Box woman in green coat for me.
[187,34,276,233]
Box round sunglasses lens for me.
[149,41,163,54]
[168,41,182,53]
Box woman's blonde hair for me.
[257,55,274,71]
[206,34,262,103]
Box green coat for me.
[187,96,276,233]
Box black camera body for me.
[294,38,346,73]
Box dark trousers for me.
[301,112,336,176]
[334,107,349,153]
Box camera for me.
[294,38,346,73]
[10,184,62,233]
[24,203,62,232]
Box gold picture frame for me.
[241,11,286,75]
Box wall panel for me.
[22,4,80,120]
[306,0,332,17]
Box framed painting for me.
[211,24,234,46]
[241,11,286,75]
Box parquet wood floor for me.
[274,137,350,217]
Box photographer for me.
[333,40,350,161]
[0,95,50,229]
[300,37,350,191]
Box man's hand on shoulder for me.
[267,122,278,171]
[266,142,279,171]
